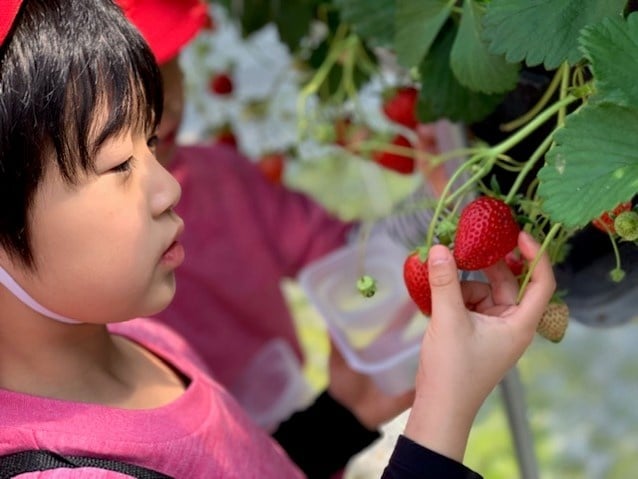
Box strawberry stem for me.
[516,222,562,303]
[504,133,553,204]
[500,64,565,132]
[490,94,578,157]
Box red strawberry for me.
[257,153,285,184]
[210,72,233,96]
[372,134,415,174]
[592,201,632,234]
[453,196,520,271]
[403,250,432,316]
[214,127,237,148]
[382,86,419,129]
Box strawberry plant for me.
[215,0,638,318]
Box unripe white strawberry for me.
[614,210,638,241]
[537,302,569,343]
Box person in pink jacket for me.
[0,0,556,477]
[120,0,357,406]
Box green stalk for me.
[504,133,553,204]
[516,222,562,303]
[490,95,577,157]
[500,65,564,132]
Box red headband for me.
[0,0,23,47]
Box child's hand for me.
[327,342,414,431]
[404,231,555,462]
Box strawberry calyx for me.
[356,275,377,298]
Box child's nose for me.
[150,158,182,216]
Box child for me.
[0,0,556,477]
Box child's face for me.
[3,126,184,323]
[156,57,185,167]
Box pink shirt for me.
[156,144,353,389]
[0,318,304,478]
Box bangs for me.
[56,20,163,180]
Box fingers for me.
[516,231,557,320]
[428,245,466,322]
[482,259,519,305]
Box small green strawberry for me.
[614,210,638,241]
[403,249,432,316]
[356,275,377,298]
[453,196,520,271]
[536,302,569,343]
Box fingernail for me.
[428,245,450,265]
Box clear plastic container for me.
[229,338,314,432]
[299,232,427,395]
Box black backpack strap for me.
[0,450,173,478]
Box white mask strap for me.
[0,265,82,324]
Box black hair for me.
[0,0,163,267]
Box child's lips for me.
[161,222,185,267]
[161,240,185,267]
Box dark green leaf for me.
[334,0,395,47]
[580,13,638,109]
[450,0,519,94]
[483,0,626,69]
[235,0,272,37]
[538,104,638,228]
[274,3,315,51]
[395,0,455,67]
[417,22,504,123]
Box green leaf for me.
[580,13,638,109]
[395,0,455,67]
[417,22,504,123]
[450,0,520,94]
[226,0,318,51]
[538,104,638,228]
[235,0,272,37]
[482,0,626,69]
[334,0,395,47]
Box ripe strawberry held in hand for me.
[373,134,415,174]
[403,250,432,316]
[453,196,520,271]
[592,201,632,234]
[382,86,419,129]
[209,72,233,96]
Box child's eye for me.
[110,157,134,173]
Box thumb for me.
[428,245,465,321]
